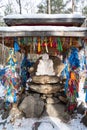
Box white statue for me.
[36,53,55,76]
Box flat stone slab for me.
[29,83,63,94]
[32,75,59,84]
[46,97,60,104]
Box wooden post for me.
[19,0,22,14]
[16,0,22,14]
[2,34,5,65]
[47,0,51,14]
[72,0,75,13]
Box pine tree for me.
[37,0,70,14]
[51,0,65,13]
[83,6,87,16]
[37,0,47,13]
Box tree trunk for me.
[47,0,51,14]
[72,0,75,13]
[19,0,22,14]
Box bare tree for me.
[24,1,36,13]
[15,0,36,14]
[16,0,22,14]
[4,1,14,16]
[72,0,75,13]
[0,0,5,9]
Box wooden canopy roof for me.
[4,13,86,27]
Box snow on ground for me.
[0,115,87,130]
[0,83,5,98]
[77,73,87,107]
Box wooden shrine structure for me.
[0,13,87,55]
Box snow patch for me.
[4,13,85,19]
[0,26,86,32]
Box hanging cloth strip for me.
[70,38,72,46]
[57,37,63,51]
[44,37,48,53]
[84,77,87,103]
[33,37,37,53]
[85,89,87,103]
[49,37,53,47]
[14,38,20,52]
[37,37,41,53]
[68,47,80,69]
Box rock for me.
[41,95,47,100]
[17,93,27,105]
[0,120,7,127]
[0,99,5,110]
[32,122,41,130]
[61,112,71,123]
[45,103,65,117]
[31,75,59,84]
[2,110,10,120]
[59,96,67,104]
[49,55,61,70]
[77,102,85,115]
[19,95,44,118]
[9,103,23,123]
[0,109,4,115]
[55,63,65,77]
[32,121,55,130]
[53,93,61,98]
[33,93,40,99]
[29,83,63,94]
[45,103,70,122]
[81,115,87,126]
[45,94,53,98]
[46,97,60,104]
[59,88,65,92]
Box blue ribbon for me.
[69,47,80,69]
[14,38,20,52]
[85,89,87,102]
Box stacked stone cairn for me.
[18,54,68,119]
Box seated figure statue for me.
[36,53,55,76]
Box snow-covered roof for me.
[0,26,86,32]
[4,13,85,19]
[0,26,87,37]
[4,13,86,27]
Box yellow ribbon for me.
[18,37,20,45]
[70,38,72,46]
[38,37,41,53]
[49,37,52,47]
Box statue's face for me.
[42,53,49,60]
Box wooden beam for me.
[4,18,85,27]
[0,30,87,37]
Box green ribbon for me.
[20,38,25,45]
[57,37,63,51]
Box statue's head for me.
[42,53,49,60]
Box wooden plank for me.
[4,18,85,26]
[0,30,87,37]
